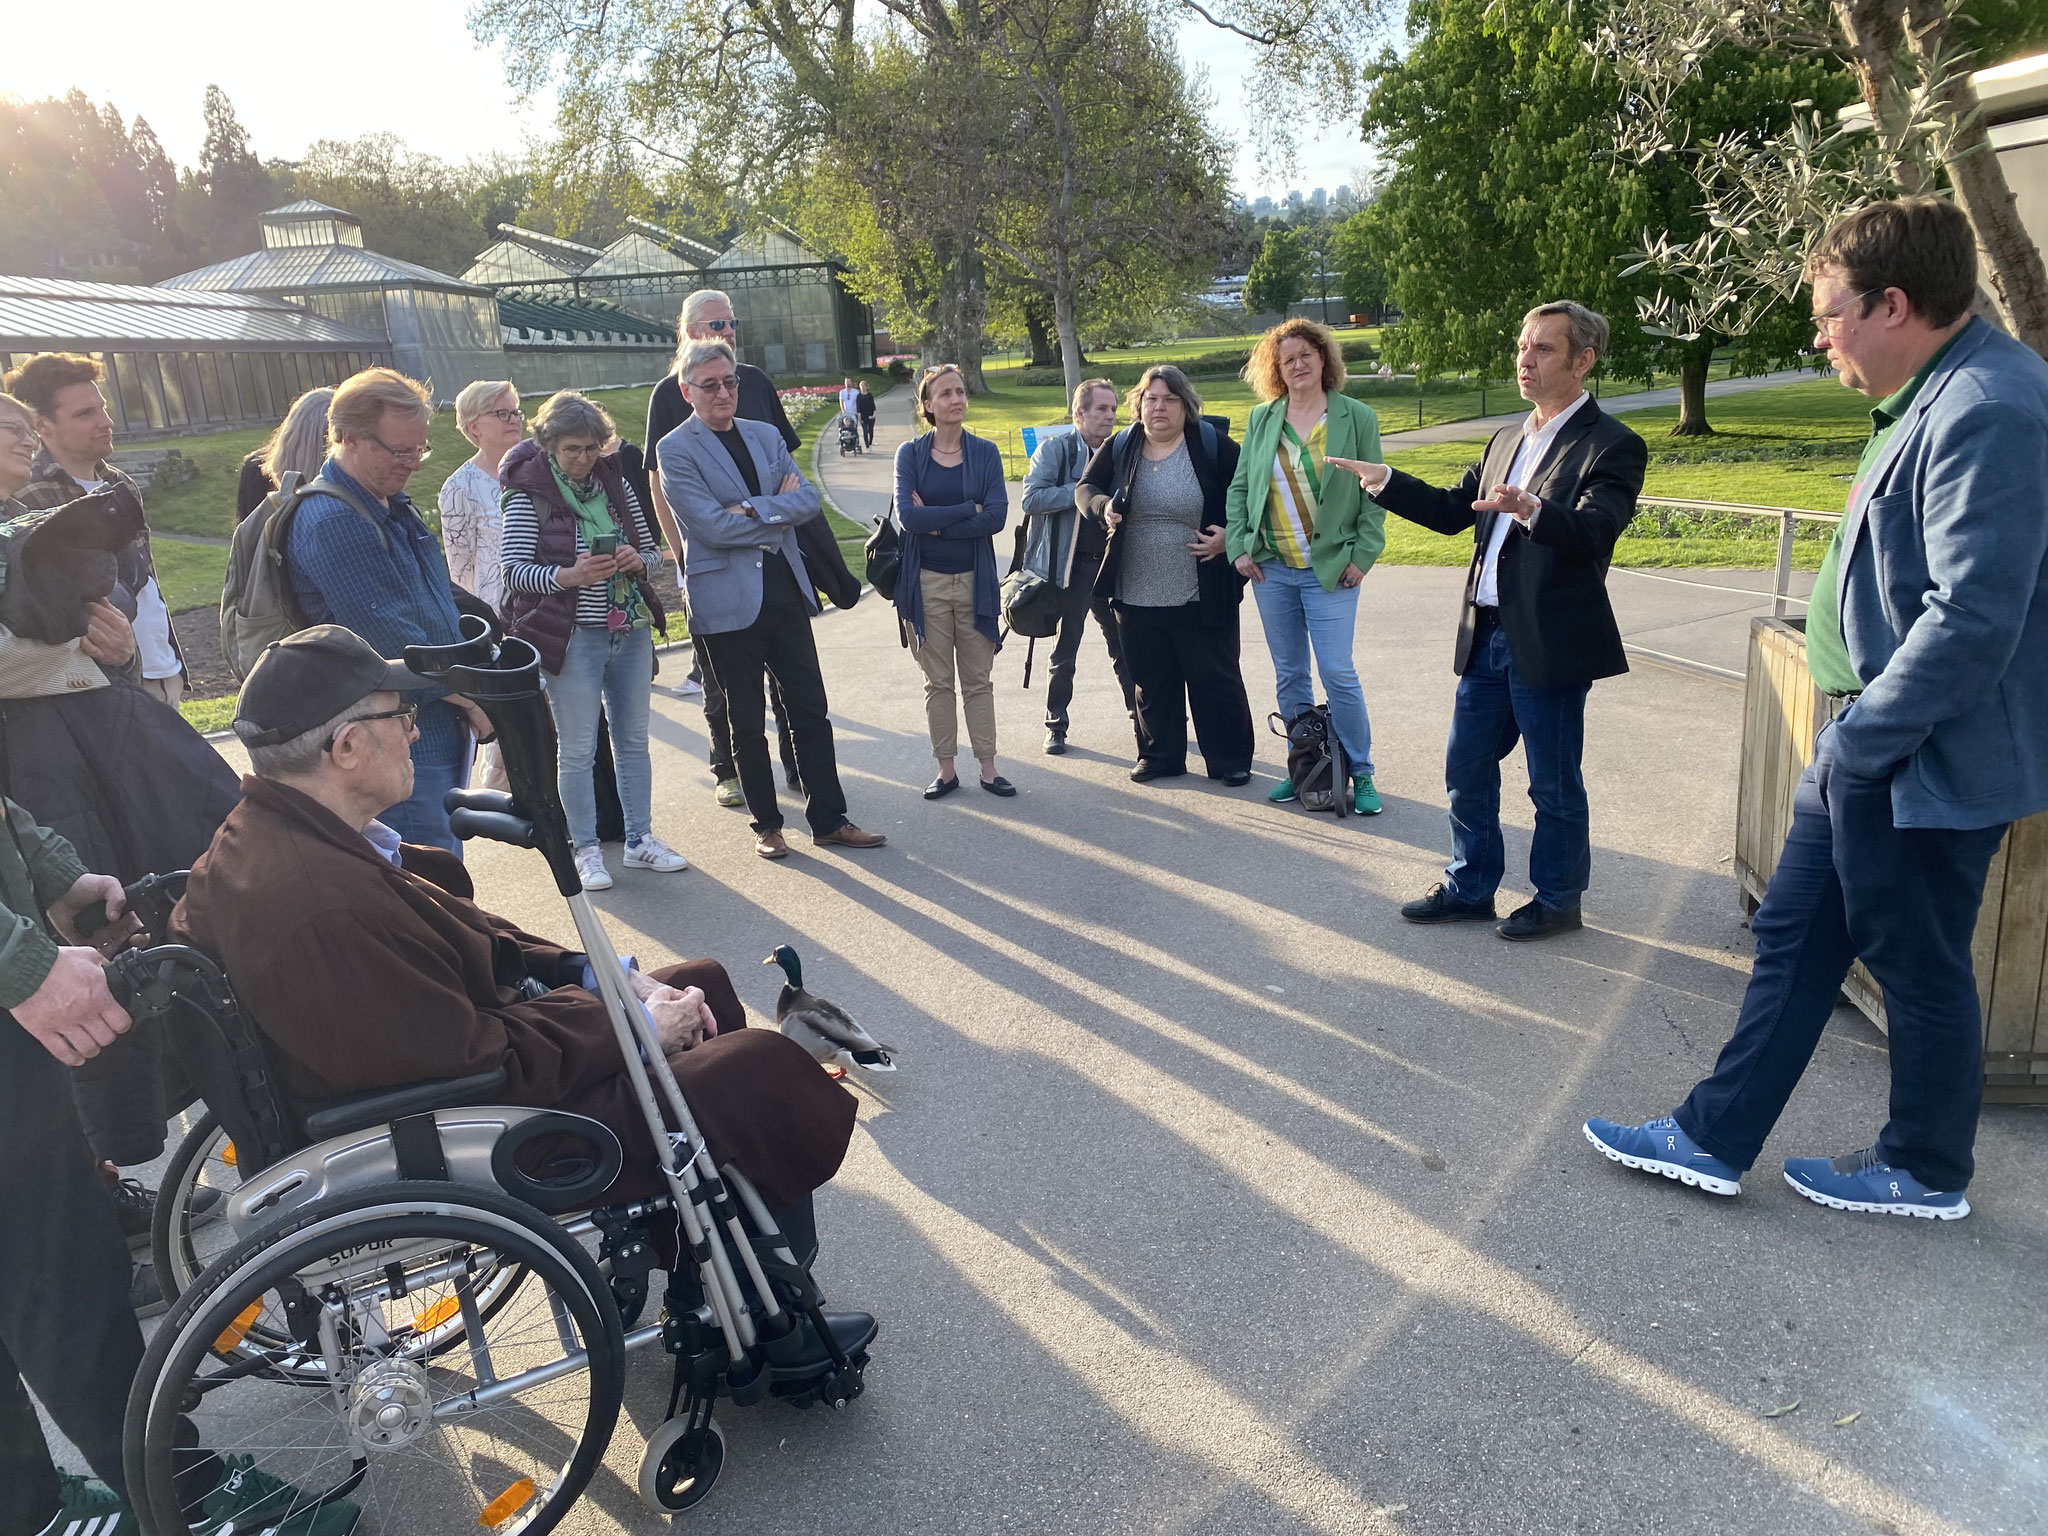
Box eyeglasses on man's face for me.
[698,317,736,333]
[326,703,418,751]
[687,374,741,397]
[1811,288,1882,337]
[368,434,432,464]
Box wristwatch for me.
[739,499,758,518]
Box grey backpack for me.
[219,472,387,681]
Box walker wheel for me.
[638,1414,726,1512]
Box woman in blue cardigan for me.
[892,364,1015,798]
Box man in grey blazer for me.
[1587,198,2048,1219]
[657,340,887,860]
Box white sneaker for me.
[624,834,689,873]
[676,675,704,697]
[574,846,614,891]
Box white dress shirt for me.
[1474,391,1589,607]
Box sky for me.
[0,0,1370,202]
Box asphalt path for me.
[61,384,2042,1534]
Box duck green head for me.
[763,944,802,988]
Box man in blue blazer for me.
[1587,198,2048,1219]
[658,340,887,860]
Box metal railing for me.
[1627,496,1842,618]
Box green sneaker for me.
[188,1456,359,1535]
[1267,777,1298,804]
[34,1473,138,1535]
[1353,773,1383,816]
[713,777,746,808]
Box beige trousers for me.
[141,672,183,708]
[915,568,997,760]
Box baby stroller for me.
[117,616,873,1533]
[836,415,862,456]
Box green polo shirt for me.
[1805,331,1962,696]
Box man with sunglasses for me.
[1586,197,2048,1220]
[643,289,804,802]
[283,368,490,854]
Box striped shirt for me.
[1262,416,1325,569]
[500,478,662,629]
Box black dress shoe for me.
[1217,770,1251,787]
[1130,761,1186,783]
[923,775,961,800]
[1043,730,1068,755]
[981,775,1017,797]
[764,1308,880,1377]
[1497,898,1583,941]
[1400,883,1498,924]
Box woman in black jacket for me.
[1077,365,1253,785]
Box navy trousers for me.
[1443,619,1592,910]
[1675,723,2006,1190]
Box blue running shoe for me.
[1782,1147,1970,1220]
[1582,1116,1742,1196]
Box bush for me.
[887,359,912,381]
[1013,335,1378,389]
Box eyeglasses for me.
[698,318,736,333]
[1811,289,1882,336]
[688,375,741,397]
[0,420,32,443]
[368,434,432,465]
[325,703,417,751]
[480,408,525,427]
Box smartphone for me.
[590,532,620,557]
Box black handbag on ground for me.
[1272,706,1348,817]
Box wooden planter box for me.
[1736,617,2048,1104]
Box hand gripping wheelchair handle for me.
[75,869,190,946]
[404,616,581,898]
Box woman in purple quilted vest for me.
[498,391,689,892]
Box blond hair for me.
[260,387,334,487]
[453,379,518,437]
[329,367,433,444]
[1243,319,1347,402]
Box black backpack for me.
[1272,705,1349,817]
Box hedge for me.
[1012,337,1378,390]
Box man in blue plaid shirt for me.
[285,369,488,853]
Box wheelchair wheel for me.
[126,1180,623,1536]
[637,1414,725,1512]
[152,1115,530,1355]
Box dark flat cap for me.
[235,625,429,747]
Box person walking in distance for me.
[1330,302,1646,940]
[1020,379,1136,756]
[1585,199,2048,1219]
[644,289,801,784]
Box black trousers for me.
[0,1018,143,1528]
[1116,601,1254,777]
[1044,571,1135,739]
[859,416,874,447]
[701,647,798,785]
[696,607,850,837]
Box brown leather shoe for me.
[813,822,887,850]
[755,830,790,860]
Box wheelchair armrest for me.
[299,1068,511,1141]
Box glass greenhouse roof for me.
[161,244,491,296]
[0,277,390,349]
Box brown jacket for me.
[171,776,854,1209]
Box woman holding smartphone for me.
[499,390,689,891]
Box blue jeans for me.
[1675,724,2006,1188]
[1251,560,1373,774]
[550,625,655,849]
[1443,619,1591,909]
[380,698,472,855]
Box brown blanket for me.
[172,776,855,1209]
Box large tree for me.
[198,86,276,259]
[1362,0,1846,431]
[1245,224,1313,314]
[1600,0,2048,357]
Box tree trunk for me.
[1830,0,1933,194]
[1672,341,1715,436]
[1024,304,1056,369]
[1054,273,1084,405]
[1906,0,2048,357]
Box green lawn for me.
[1377,378,1868,568]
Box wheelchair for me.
[117,621,874,1534]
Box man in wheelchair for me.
[171,627,863,1328]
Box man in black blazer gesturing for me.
[1331,301,1647,940]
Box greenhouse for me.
[0,276,391,437]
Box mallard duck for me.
[764,944,897,1076]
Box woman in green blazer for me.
[1224,319,1386,813]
